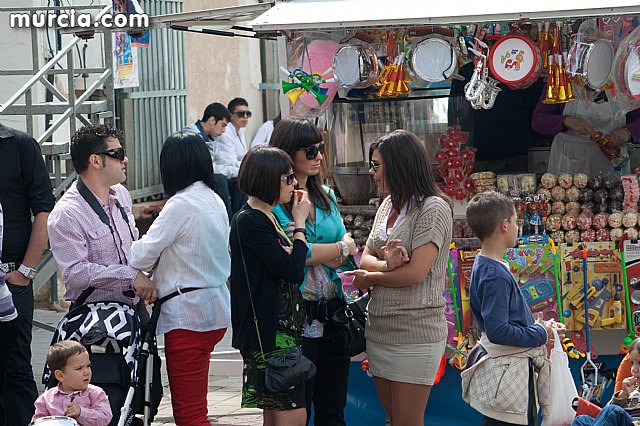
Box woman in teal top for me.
[271,118,357,426]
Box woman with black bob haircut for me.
[270,117,357,426]
[130,131,232,425]
[230,146,312,426]
[345,130,453,426]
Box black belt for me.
[0,262,17,272]
[304,298,344,323]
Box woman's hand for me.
[343,233,357,256]
[292,190,312,226]
[610,127,632,148]
[381,239,409,271]
[563,116,596,138]
[344,269,371,289]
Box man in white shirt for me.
[182,103,234,220]
[216,97,251,214]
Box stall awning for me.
[149,2,273,38]
[250,0,640,33]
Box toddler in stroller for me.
[42,290,162,426]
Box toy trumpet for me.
[446,242,468,370]
[280,66,334,106]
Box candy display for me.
[595,228,610,242]
[588,175,603,190]
[540,172,557,189]
[552,201,567,215]
[469,171,497,194]
[538,187,552,200]
[566,186,581,202]
[573,173,589,189]
[551,186,566,201]
[623,211,639,228]
[580,228,596,242]
[576,213,593,231]
[564,229,581,243]
[580,188,594,202]
[609,212,624,228]
[566,202,582,215]
[546,214,562,232]
[558,173,573,189]
[626,227,639,240]
[610,186,625,201]
[593,213,609,229]
[594,189,609,203]
[562,213,577,231]
[603,173,621,190]
[550,230,565,243]
[595,202,609,214]
[610,227,624,241]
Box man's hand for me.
[610,127,632,148]
[620,376,638,400]
[133,271,157,304]
[64,403,81,419]
[4,271,30,286]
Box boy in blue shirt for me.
[462,191,565,425]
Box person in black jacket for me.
[230,146,312,426]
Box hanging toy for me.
[619,233,636,354]
[280,66,334,106]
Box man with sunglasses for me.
[48,124,157,425]
[0,122,55,425]
[217,97,251,215]
[183,102,235,220]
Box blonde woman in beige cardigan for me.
[345,130,453,426]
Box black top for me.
[0,124,55,262]
[230,205,308,352]
[449,62,545,161]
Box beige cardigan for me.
[365,195,452,344]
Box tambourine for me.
[615,44,640,100]
[488,35,542,90]
[409,37,457,83]
[332,44,379,89]
[30,417,78,426]
[567,38,614,90]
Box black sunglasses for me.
[370,161,381,172]
[298,142,325,160]
[95,147,126,161]
[281,172,296,185]
[233,110,252,118]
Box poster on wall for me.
[113,32,139,88]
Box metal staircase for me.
[0,3,115,302]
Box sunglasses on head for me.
[298,142,325,160]
[281,172,296,185]
[95,147,126,161]
[233,110,252,118]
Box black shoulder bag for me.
[235,212,316,393]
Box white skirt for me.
[367,339,446,385]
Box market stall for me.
[250,2,640,424]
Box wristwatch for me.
[337,240,349,257]
[18,264,37,280]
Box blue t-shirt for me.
[469,255,546,347]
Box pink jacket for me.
[33,384,112,426]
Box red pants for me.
[164,328,227,425]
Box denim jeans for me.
[572,405,634,426]
[2,283,37,426]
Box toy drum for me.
[567,38,614,90]
[616,44,640,100]
[488,35,542,90]
[31,416,78,426]
[332,44,379,89]
[409,37,457,83]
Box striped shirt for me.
[48,182,139,305]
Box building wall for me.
[183,0,267,146]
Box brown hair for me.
[375,130,445,211]
[269,117,332,212]
[47,340,87,373]
[466,191,515,241]
[630,337,640,356]
[238,146,293,205]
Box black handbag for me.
[323,291,369,359]
[235,212,316,393]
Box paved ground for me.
[32,309,263,425]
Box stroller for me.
[42,288,163,426]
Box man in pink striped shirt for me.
[48,124,157,425]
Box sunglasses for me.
[281,172,296,185]
[370,161,381,172]
[95,147,126,161]
[298,142,325,160]
[233,110,252,118]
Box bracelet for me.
[293,228,306,237]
